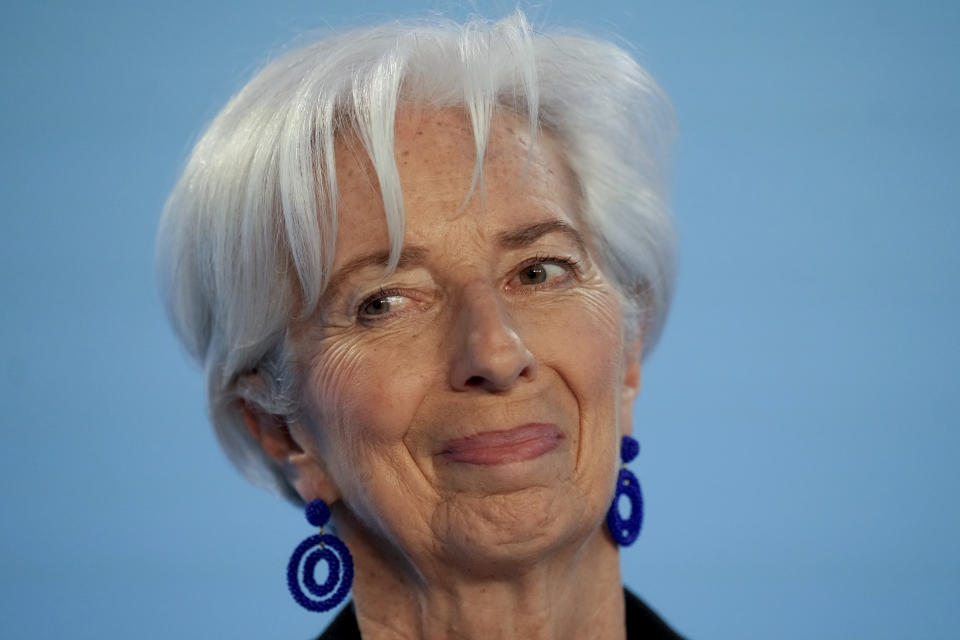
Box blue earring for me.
[606,435,644,546]
[286,499,354,612]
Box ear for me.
[619,334,644,438]
[238,400,342,505]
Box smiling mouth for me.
[440,423,564,466]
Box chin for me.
[428,482,608,574]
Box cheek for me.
[301,329,444,542]
[574,288,625,381]
[305,329,437,453]
[520,287,625,482]
[525,286,625,389]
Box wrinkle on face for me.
[285,106,637,578]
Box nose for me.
[449,282,537,392]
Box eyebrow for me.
[323,245,429,301]
[496,220,587,254]
[323,220,587,300]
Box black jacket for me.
[315,588,685,639]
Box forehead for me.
[332,107,582,256]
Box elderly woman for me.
[158,11,681,640]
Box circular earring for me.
[286,499,354,612]
[606,435,644,546]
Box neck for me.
[342,522,626,640]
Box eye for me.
[513,257,578,288]
[518,263,550,285]
[357,289,407,320]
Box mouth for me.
[439,423,564,466]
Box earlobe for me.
[624,360,642,399]
[238,400,342,505]
[620,358,642,437]
[619,335,644,437]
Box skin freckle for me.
[293,106,637,598]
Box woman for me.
[157,11,682,639]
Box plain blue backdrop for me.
[1,1,957,638]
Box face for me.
[287,108,641,576]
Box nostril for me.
[465,376,485,387]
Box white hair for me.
[156,10,676,502]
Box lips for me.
[440,422,564,466]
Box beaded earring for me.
[286,499,354,612]
[606,435,644,546]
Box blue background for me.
[1,1,957,638]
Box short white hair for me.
[156,10,676,501]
